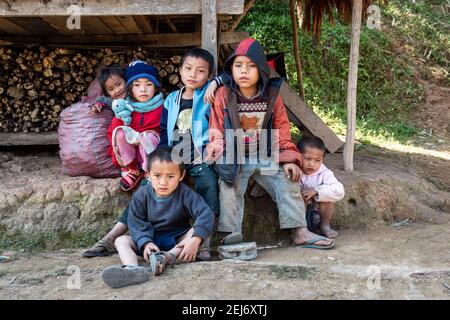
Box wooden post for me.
[343,0,362,171]
[202,0,218,74]
[289,0,305,99]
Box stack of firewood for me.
[0,47,183,133]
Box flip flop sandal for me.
[298,236,335,250]
[120,170,143,192]
[149,251,177,276]
[82,239,117,258]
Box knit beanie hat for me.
[125,60,161,87]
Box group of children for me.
[80,38,345,288]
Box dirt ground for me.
[0,221,449,300]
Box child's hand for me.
[176,236,202,262]
[90,102,105,114]
[302,188,318,203]
[204,80,218,105]
[283,163,302,182]
[143,242,160,262]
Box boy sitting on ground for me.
[297,135,345,238]
[101,146,214,288]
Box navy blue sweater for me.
[128,182,215,251]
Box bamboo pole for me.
[289,0,305,99]
[343,0,363,171]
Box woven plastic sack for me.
[58,79,120,178]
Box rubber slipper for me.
[298,236,335,250]
[82,239,117,258]
[101,265,148,288]
[149,252,176,276]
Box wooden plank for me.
[0,0,245,16]
[194,15,202,32]
[1,31,250,47]
[100,16,128,34]
[134,16,153,33]
[274,71,344,153]
[202,0,217,74]
[80,16,114,34]
[0,132,58,146]
[41,16,85,35]
[0,17,32,35]
[117,16,142,34]
[8,17,61,35]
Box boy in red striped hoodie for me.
[206,38,334,249]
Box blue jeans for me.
[188,163,220,217]
[217,162,306,233]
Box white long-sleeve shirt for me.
[300,164,345,203]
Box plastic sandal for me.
[120,170,143,191]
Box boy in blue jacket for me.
[159,48,222,260]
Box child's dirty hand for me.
[283,163,302,182]
[143,242,160,262]
[204,80,218,105]
[204,142,223,163]
[90,102,105,114]
[302,188,318,203]
[176,236,202,262]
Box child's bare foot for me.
[320,223,339,239]
[292,227,333,248]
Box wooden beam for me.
[344,0,363,171]
[229,0,255,31]
[0,132,58,146]
[0,0,244,16]
[134,16,153,33]
[117,16,142,34]
[99,16,128,34]
[9,17,61,35]
[274,71,344,153]
[165,18,178,33]
[41,16,85,35]
[0,17,32,35]
[80,16,114,35]
[0,31,250,48]
[202,0,218,74]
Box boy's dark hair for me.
[146,146,185,173]
[297,135,326,156]
[98,64,125,95]
[181,48,214,76]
